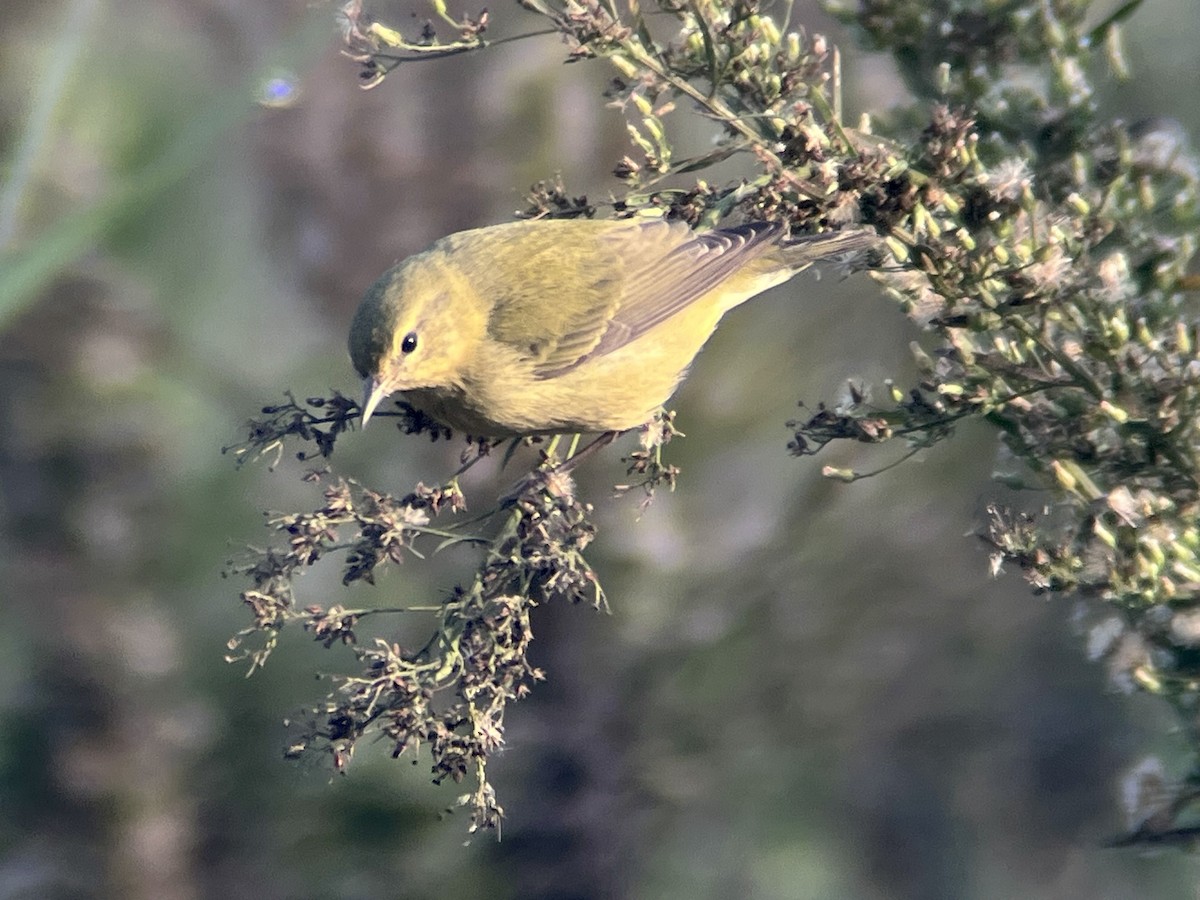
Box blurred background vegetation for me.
[3,0,1200,898]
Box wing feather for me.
[533,220,783,377]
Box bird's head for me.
[348,256,481,424]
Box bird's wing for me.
[476,220,627,372]
[530,220,783,378]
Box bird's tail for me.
[775,227,881,270]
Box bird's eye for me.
[401,331,418,354]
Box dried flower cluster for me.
[229,398,683,831]
[228,407,608,831]
[817,0,1200,846]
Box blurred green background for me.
[3,1,1200,897]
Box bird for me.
[349,217,876,437]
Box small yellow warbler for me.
[349,218,875,436]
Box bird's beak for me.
[360,376,391,427]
